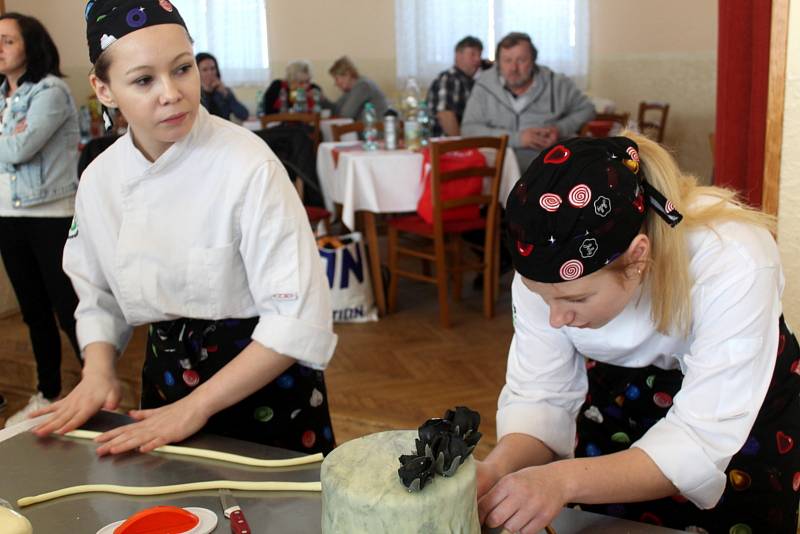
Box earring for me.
[637,269,642,276]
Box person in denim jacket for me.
[0,13,81,427]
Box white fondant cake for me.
[321,430,480,534]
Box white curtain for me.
[179,0,270,86]
[494,0,589,89]
[395,0,589,89]
[394,0,490,88]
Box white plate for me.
[95,506,218,534]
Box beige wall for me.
[777,1,800,325]
[7,0,93,107]
[7,0,399,111]
[264,0,397,107]
[587,0,717,182]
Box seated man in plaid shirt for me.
[426,36,484,137]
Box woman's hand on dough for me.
[93,394,210,455]
[31,368,121,437]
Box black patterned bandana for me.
[85,0,187,64]
[506,136,682,283]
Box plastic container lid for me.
[113,506,199,534]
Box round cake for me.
[321,430,480,533]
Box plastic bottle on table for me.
[404,116,420,151]
[417,100,431,147]
[294,86,308,113]
[400,78,420,121]
[383,109,398,150]
[363,102,379,151]
[255,89,265,117]
[311,87,322,113]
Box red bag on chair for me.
[417,146,487,224]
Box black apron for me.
[575,316,800,533]
[141,317,335,455]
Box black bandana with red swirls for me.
[86,0,187,64]
[506,136,682,283]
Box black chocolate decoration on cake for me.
[397,406,482,491]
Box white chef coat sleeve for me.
[632,235,781,509]
[62,186,133,355]
[497,274,587,458]
[238,161,337,370]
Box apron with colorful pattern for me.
[575,316,800,533]
[141,317,335,455]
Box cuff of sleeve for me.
[497,402,576,459]
[508,131,522,148]
[76,315,133,356]
[251,314,338,370]
[632,420,726,509]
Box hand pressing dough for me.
[65,429,324,467]
[18,480,321,507]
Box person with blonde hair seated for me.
[261,60,332,115]
[328,56,388,121]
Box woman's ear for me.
[89,73,117,109]
[624,234,650,276]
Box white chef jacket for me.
[498,216,783,509]
[63,107,337,370]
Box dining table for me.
[244,116,354,142]
[316,140,522,316]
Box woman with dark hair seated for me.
[0,12,81,427]
[195,52,249,122]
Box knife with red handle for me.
[219,488,252,534]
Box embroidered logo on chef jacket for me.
[68,215,79,238]
[272,292,298,301]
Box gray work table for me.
[0,412,683,533]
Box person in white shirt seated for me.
[478,133,799,533]
[29,0,338,457]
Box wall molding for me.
[762,0,790,217]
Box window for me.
[179,0,270,86]
[395,0,589,89]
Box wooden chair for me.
[330,121,384,142]
[637,101,670,143]
[386,136,508,328]
[260,112,322,150]
[579,112,630,137]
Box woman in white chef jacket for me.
[477,133,799,533]
[32,0,338,456]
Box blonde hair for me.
[286,60,312,84]
[328,56,359,78]
[623,130,775,337]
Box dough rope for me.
[65,429,324,468]
[18,480,321,508]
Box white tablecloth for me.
[316,141,522,230]
[319,118,355,142]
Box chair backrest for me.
[260,112,321,149]
[579,112,630,137]
[330,121,384,142]
[429,136,508,230]
[637,101,670,143]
